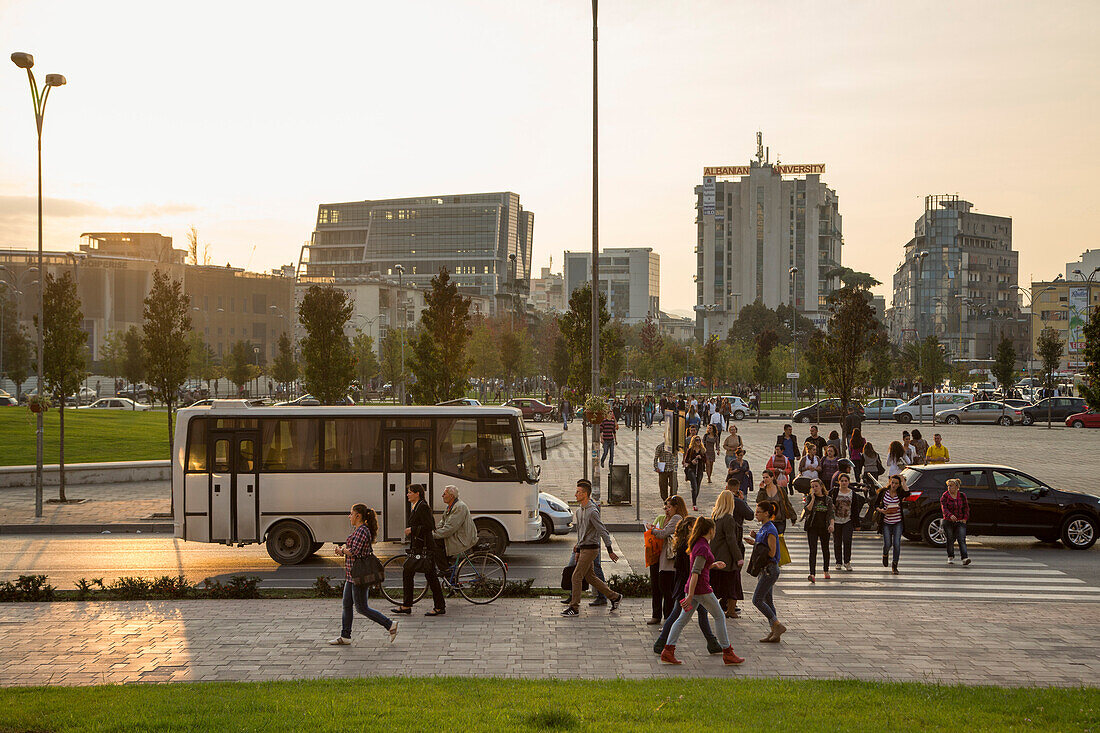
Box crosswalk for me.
[771,534,1100,603]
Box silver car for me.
[935,400,1022,426]
[536,492,574,542]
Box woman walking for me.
[885,440,908,478]
[726,446,752,490]
[801,478,835,583]
[645,496,688,623]
[654,516,722,656]
[941,478,971,566]
[745,501,786,643]
[683,435,707,511]
[330,504,398,645]
[660,517,745,665]
[755,469,796,534]
[873,474,911,574]
[820,444,840,488]
[765,444,793,491]
[848,428,866,482]
[829,472,861,571]
[703,424,719,484]
[392,484,447,616]
[710,489,747,618]
[798,442,821,481]
[862,441,883,481]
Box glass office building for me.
[302,192,533,309]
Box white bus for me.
[172,401,545,564]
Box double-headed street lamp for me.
[12,52,66,518]
[789,266,799,406]
[393,264,406,404]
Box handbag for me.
[560,563,590,591]
[746,541,770,577]
[351,551,385,587]
[405,551,434,574]
[644,529,663,567]
[777,534,792,566]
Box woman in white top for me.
[798,442,821,480]
[885,440,908,477]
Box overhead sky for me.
[1,1,1097,314]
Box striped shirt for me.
[600,419,617,442]
[881,492,902,525]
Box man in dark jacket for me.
[392,484,446,617]
[776,424,799,464]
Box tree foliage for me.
[466,319,503,379]
[1036,327,1066,392]
[700,335,720,392]
[1079,314,1100,411]
[601,322,626,386]
[753,329,779,386]
[121,326,146,388]
[410,269,473,404]
[224,340,256,393]
[298,285,355,405]
[351,332,380,394]
[1,291,32,396]
[271,333,299,390]
[39,272,87,502]
[558,284,615,394]
[728,299,816,346]
[142,270,192,461]
[992,336,1017,391]
[806,287,882,432]
[379,328,411,392]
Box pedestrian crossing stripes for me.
[772,535,1100,603]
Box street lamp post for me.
[788,266,799,407]
[912,251,929,424]
[590,0,602,498]
[509,253,517,333]
[12,52,66,518]
[394,265,406,405]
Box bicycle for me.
[379,549,507,606]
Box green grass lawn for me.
[0,677,1095,732]
[0,408,170,466]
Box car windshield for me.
[899,467,923,486]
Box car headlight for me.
[548,501,568,512]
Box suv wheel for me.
[921,514,947,547]
[1061,514,1097,550]
[945,415,960,425]
[998,416,1013,426]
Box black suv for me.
[1021,397,1087,426]
[899,464,1099,550]
[792,398,864,424]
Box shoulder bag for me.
[405,550,435,574]
[351,550,385,587]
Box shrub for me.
[149,575,195,599]
[203,576,261,599]
[607,572,651,597]
[109,577,152,600]
[311,576,341,598]
[0,575,56,602]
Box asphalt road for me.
[2,529,1096,593]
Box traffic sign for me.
[786,372,800,379]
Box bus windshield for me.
[518,423,539,481]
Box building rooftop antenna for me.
[755,131,764,165]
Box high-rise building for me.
[529,266,565,313]
[562,248,659,324]
[887,195,1023,362]
[695,135,842,341]
[302,192,533,315]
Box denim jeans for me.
[944,520,969,560]
[655,592,716,649]
[882,522,903,566]
[667,592,729,648]
[600,440,615,467]
[752,562,779,624]
[833,521,854,564]
[724,454,736,470]
[341,581,392,638]
[686,467,702,506]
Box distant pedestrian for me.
[431,485,478,567]
[646,495,688,623]
[562,480,623,617]
[801,478,835,583]
[703,424,719,484]
[330,504,398,645]
[910,429,928,466]
[886,440,908,477]
[848,428,866,481]
[708,406,725,440]
[599,412,618,468]
[798,442,821,481]
[659,517,745,665]
[901,431,918,465]
[755,469,796,534]
[926,433,950,464]
[391,484,446,617]
[873,474,911,574]
[806,425,827,456]
[862,441,884,480]
[821,444,840,487]
[940,478,971,566]
[776,424,799,465]
[826,430,844,461]
[560,396,570,430]
[653,439,679,500]
[683,435,706,511]
[725,446,752,492]
[765,445,792,491]
[722,425,743,469]
[746,501,786,643]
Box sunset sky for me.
[1,0,1097,314]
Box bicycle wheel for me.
[454,552,507,604]
[379,555,428,606]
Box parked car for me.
[717,396,753,420]
[79,397,150,411]
[439,398,482,407]
[274,394,322,406]
[892,392,972,423]
[791,398,863,424]
[899,464,1099,550]
[503,398,555,422]
[68,386,97,405]
[863,397,904,420]
[1066,411,1100,428]
[536,492,574,542]
[0,395,17,407]
[935,400,1023,426]
[1001,398,1033,409]
[1021,397,1088,426]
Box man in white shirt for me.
[708,406,725,440]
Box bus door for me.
[382,431,433,542]
[209,429,261,545]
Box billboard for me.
[704,164,825,177]
[702,176,716,216]
[1068,286,1088,353]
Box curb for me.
[0,523,173,535]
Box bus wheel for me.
[266,521,313,565]
[474,518,508,555]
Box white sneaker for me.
[389,620,399,643]
[947,558,955,565]
[844,563,852,571]
[329,636,351,645]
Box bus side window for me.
[187,418,207,472]
[239,440,255,472]
[388,438,405,471]
[411,438,430,472]
[213,439,230,472]
[261,419,319,472]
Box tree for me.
[271,333,298,395]
[1036,327,1066,394]
[1,292,32,397]
[1079,314,1100,411]
[753,329,779,387]
[38,272,86,502]
[549,332,570,393]
[601,322,626,387]
[99,329,125,386]
[637,314,662,385]
[410,269,473,404]
[224,340,255,395]
[992,336,1017,392]
[298,285,355,405]
[867,337,893,397]
[142,269,192,469]
[806,287,882,437]
[500,328,534,393]
[379,328,411,395]
[121,326,146,390]
[352,332,380,398]
[700,335,721,394]
[185,225,210,266]
[466,320,502,380]
[558,284,613,394]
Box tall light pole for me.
[394,264,406,405]
[788,266,799,406]
[509,253,517,332]
[12,52,66,518]
[912,251,929,417]
[590,0,602,497]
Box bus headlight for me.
[528,509,537,519]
